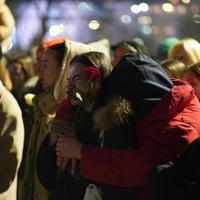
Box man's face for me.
[111,47,129,67]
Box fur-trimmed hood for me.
[93,96,134,130]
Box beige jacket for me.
[19,40,96,200]
[0,81,24,200]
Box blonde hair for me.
[168,38,200,66]
[53,40,97,103]
[161,59,187,79]
[185,62,200,78]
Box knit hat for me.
[158,37,179,60]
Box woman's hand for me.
[49,132,61,146]
[56,135,82,159]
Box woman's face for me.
[39,49,60,90]
[68,62,101,103]
[183,71,200,100]
[9,62,27,90]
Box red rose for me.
[84,67,101,80]
[56,98,73,121]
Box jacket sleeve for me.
[80,146,153,187]
[36,134,57,190]
[80,123,200,188]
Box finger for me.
[71,159,77,175]
[57,156,62,167]
[61,157,70,171]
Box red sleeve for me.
[80,125,200,188]
[80,146,153,187]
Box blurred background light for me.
[138,3,149,12]
[142,25,152,35]
[130,4,141,14]
[78,2,93,11]
[120,15,132,23]
[138,16,152,25]
[5,0,200,57]
[88,20,100,30]
[162,3,174,13]
[193,14,200,24]
[181,0,191,4]
[49,24,64,36]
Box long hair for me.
[168,38,200,66]
[70,51,112,79]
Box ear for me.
[93,77,102,89]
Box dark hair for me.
[48,42,66,66]
[111,40,149,55]
[70,51,112,79]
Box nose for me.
[67,80,75,90]
[37,66,44,78]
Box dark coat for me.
[37,106,137,200]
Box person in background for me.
[8,58,31,104]
[157,37,179,63]
[111,40,148,67]
[0,0,15,53]
[168,38,200,67]
[160,59,187,79]
[182,62,200,101]
[55,53,200,200]
[37,51,112,200]
[18,38,96,200]
[0,44,24,200]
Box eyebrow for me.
[68,73,85,80]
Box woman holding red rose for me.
[37,51,112,200]
[53,53,200,200]
[19,39,97,200]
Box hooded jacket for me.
[80,54,200,199]
[19,40,97,200]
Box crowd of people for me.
[1,1,200,200]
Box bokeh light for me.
[88,20,100,30]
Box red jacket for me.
[80,80,200,189]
